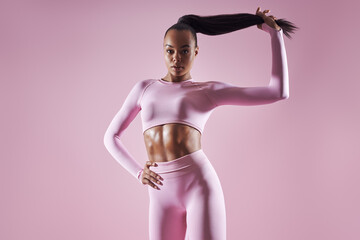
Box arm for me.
[207,23,289,107]
[103,80,146,185]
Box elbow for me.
[278,86,289,100]
[276,94,289,101]
[103,131,116,148]
[280,93,289,100]
[103,132,110,148]
[271,95,288,103]
[269,88,289,101]
[268,81,289,101]
[271,91,289,102]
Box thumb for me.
[146,161,157,168]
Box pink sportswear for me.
[103,23,289,184]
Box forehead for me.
[164,29,194,47]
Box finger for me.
[150,174,163,185]
[149,180,161,190]
[145,168,163,182]
[148,169,163,182]
[256,11,264,17]
[141,170,162,187]
[256,7,262,15]
[143,178,161,190]
[143,163,164,181]
[148,178,161,190]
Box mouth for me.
[172,66,184,70]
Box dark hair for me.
[164,12,299,48]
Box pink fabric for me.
[147,149,226,240]
[137,169,144,184]
[103,23,289,183]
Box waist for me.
[149,149,209,178]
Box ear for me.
[194,46,199,56]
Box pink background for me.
[1,0,359,239]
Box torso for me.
[143,123,201,162]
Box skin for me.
[141,7,281,190]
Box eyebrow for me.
[165,44,190,48]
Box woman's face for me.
[163,29,199,80]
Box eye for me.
[166,50,173,53]
[183,50,189,54]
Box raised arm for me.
[206,22,289,107]
[103,80,148,184]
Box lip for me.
[172,67,183,72]
[172,66,184,70]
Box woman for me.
[104,7,297,240]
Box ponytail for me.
[165,12,298,47]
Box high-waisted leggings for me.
[147,149,227,240]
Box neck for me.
[162,73,192,83]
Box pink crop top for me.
[103,23,289,184]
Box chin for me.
[172,70,185,75]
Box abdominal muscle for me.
[143,123,202,162]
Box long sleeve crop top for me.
[103,23,289,185]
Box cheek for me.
[164,58,172,67]
[185,56,194,64]
[164,55,170,62]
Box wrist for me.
[137,169,147,185]
[262,23,282,34]
[137,169,143,181]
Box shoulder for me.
[129,78,157,94]
[134,78,157,89]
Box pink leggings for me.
[147,149,227,240]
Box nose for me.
[173,53,181,62]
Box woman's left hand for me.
[256,7,281,31]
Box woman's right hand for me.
[140,161,164,190]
